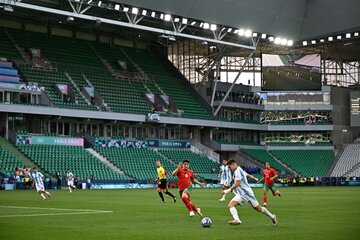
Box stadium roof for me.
[112,0,360,41]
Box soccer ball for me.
[201,217,212,228]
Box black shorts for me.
[158,179,167,189]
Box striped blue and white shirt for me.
[31,172,44,187]
[220,165,232,183]
[233,166,256,199]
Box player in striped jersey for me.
[219,159,232,202]
[223,160,277,226]
[66,169,75,193]
[31,167,51,200]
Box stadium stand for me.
[17,145,128,180]
[0,29,21,60]
[0,143,25,176]
[240,149,288,173]
[157,149,219,178]
[331,144,360,177]
[94,146,177,182]
[271,150,335,177]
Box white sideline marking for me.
[0,206,113,218]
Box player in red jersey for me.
[257,162,281,207]
[172,160,205,217]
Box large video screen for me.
[262,54,321,90]
[350,91,360,126]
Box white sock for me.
[45,191,50,196]
[261,207,274,219]
[229,207,240,221]
[40,193,46,200]
[69,186,72,192]
[221,193,226,199]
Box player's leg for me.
[37,188,47,200]
[181,191,202,217]
[271,186,281,197]
[157,187,165,203]
[163,182,176,202]
[263,187,269,206]
[253,202,277,226]
[227,195,242,225]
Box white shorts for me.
[35,184,45,192]
[231,194,259,208]
[67,180,74,186]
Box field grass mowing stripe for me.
[0,205,110,212]
[0,211,113,218]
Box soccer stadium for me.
[0,0,359,239]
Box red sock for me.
[190,203,198,212]
[264,196,267,204]
[181,196,192,212]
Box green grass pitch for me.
[0,187,359,240]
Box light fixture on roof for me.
[164,14,171,21]
[302,41,307,46]
[311,40,316,44]
[320,39,325,43]
[132,8,138,15]
[142,10,147,16]
[98,1,102,7]
[274,37,281,44]
[87,0,93,4]
[199,22,204,28]
[160,13,164,19]
[268,36,274,42]
[346,33,351,38]
[261,33,267,39]
[182,18,188,24]
[287,40,293,46]
[252,32,258,37]
[123,7,129,12]
[354,32,359,37]
[281,38,287,45]
[203,23,210,29]
[328,36,333,41]
[3,5,14,12]
[337,35,342,40]
[151,11,156,17]
[244,29,252,38]
[227,28,233,33]
[233,29,239,34]
[210,24,217,31]
[174,18,180,22]
[238,29,245,36]
[190,21,196,25]
[114,4,120,11]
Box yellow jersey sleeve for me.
[157,166,167,180]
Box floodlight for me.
[132,8,138,15]
[244,29,252,37]
[337,35,342,40]
[320,39,325,43]
[160,14,164,19]
[302,41,307,46]
[233,29,239,34]
[281,38,287,45]
[174,18,180,23]
[210,24,217,31]
[346,33,351,38]
[199,22,204,28]
[311,40,316,44]
[227,28,233,33]
[182,18,188,24]
[261,33,267,39]
[114,4,120,11]
[238,29,245,36]
[252,32,258,37]
[98,1,102,7]
[287,40,293,46]
[164,14,171,21]
[151,11,156,17]
[268,36,274,42]
[142,10,147,16]
[87,0,93,4]
[328,36,333,41]
[274,37,281,44]
[123,7,129,12]
[203,23,210,29]
[354,32,359,37]
[190,21,196,25]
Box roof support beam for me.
[8,2,256,51]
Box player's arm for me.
[270,174,279,182]
[172,163,182,176]
[223,179,240,194]
[257,177,264,183]
[191,177,205,187]
[246,173,259,182]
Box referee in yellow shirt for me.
[156,160,176,203]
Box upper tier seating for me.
[18,145,128,180]
[240,149,288,173]
[0,29,21,60]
